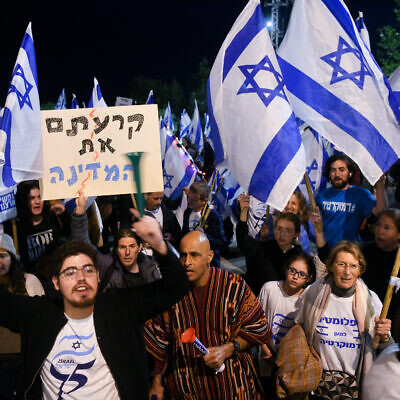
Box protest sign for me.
[40,104,163,199]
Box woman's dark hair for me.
[15,180,51,225]
[113,228,143,250]
[0,252,27,295]
[323,154,357,184]
[275,212,301,235]
[284,250,316,286]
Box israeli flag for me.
[187,99,203,154]
[179,109,191,140]
[164,102,175,132]
[207,0,306,210]
[88,77,107,107]
[0,22,43,189]
[204,113,211,140]
[71,93,79,109]
[277,0,400,186]
[298,123,328,201]
[355,11,370,50]
[146,89,154,105]
[160,119,197,200]
[209,168,243,219]
[247,195,268,239]
[55,88,67,109]
[389,67,400,114]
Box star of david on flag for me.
[278,0,400,186]
[207,0,305,210]
[237,55,286,107]
[321,36,372,89]
[0,22,43,189]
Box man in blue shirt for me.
[316,154,386,248]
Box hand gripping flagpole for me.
[303,172,322,233]
[372,247,400,349]
[181,328,225,374]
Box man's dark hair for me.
[323,154,357,184]
[51,241,97,277]
[189,181,210,201]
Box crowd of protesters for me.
[0,152,399,399]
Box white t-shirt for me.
[41,314,119,399]
[314,293,362,375]
[146,206,164,230]
[258,281,304,376]
[188,210,202,231]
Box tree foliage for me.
[377,0,400,76]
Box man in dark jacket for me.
[0,214,189,399]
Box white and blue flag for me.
[146,89,154,105]
[204,113,211,140]
[207,0,306,210]
[179,109,191,140]
[164,102,175,132]
[389,66,400,114]
[88,77,107,107]
[277,0,400,186]
[0,22,43,189]
[188,99,203,154]
[160,119,197,200]
[355,11,370,50]
[71,93,79,109]
[55,88,67,109]
[298,123,328,201]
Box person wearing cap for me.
[0,233,44,399]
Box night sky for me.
[0,0,396,107]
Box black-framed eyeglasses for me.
[58,264,97,280]
[287,266,309,280]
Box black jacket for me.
[236,220,302,294]
[0,247,189,400]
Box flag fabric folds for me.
[355,11,370,50]
[0,22,43,189]
[188,99,203,154]
[55,88,67,109]
[164,102,175,132]
[298,123,328,201]
[277,0,400,186]
[207,0,305,210]
[71,93,79,109]
[146,90,154,105]
[179,109,191,140]
[88,77,107,107]
[160,119,197,200]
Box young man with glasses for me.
[0,215,190,399]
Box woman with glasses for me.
[295,241,392,399]
[257,251,315,398]
[0,234,44,399]
[237,193,303,294]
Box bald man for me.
[144,231,271,399]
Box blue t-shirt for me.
[316,186,376,248]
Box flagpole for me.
[200,170,218,222]
[130,194,138,211]
[11,218,19,255]
[372,246,400,348]
[303,172,322,233]
[199,177,225,229]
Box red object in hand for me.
[181,328,196,344]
